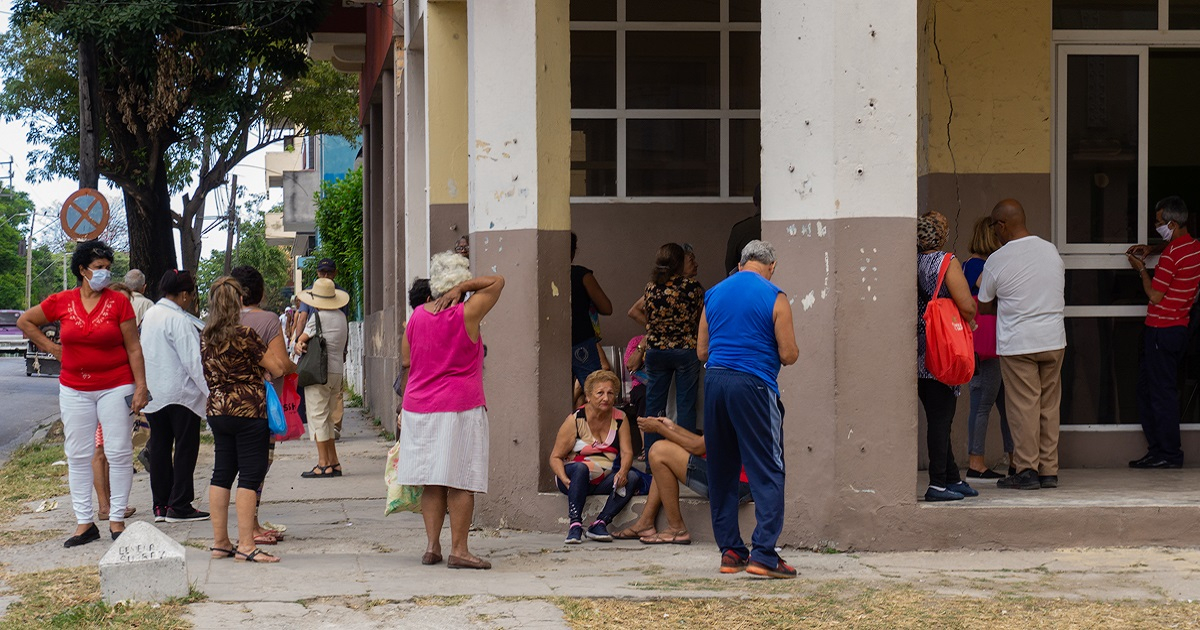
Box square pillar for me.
[467,0,571,528]
[762,0,919,547]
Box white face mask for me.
[87,268,112,291]
[1157,223,1175,241]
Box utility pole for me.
[78,38,100,189]
[24,213,34,310]
[62,251,68,291]
[223,174,238,275]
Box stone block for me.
[99,521,189,604]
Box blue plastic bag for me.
[265,380,286,436]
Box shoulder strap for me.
[932,253,953,299]
[574,409,586,439]
[314,310,324,338]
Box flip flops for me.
[210,547,236,559]
[235,548,280,563]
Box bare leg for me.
[420,486,448,556]
[614,476,661,535]
[93,448,110,516]
[649,442,691,533]
[234,488,270,556]
[968,454,986,472]
[447,488,480,560]
[210,485,232,554]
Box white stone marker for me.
[98,521,189,603]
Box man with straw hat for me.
[295,277,351,478]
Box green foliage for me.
[196,210,293,313]
[0,190,34,309]
[312,167,364,320]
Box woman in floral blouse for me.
[202,277,292,563]
[641,243,705,456]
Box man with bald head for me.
[977,199,1066,490]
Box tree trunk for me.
[123,154,177,301]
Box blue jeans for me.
[555,462,642,525]
[967,358,1012,456]
[643,348,700,454]
[571,338,602,389]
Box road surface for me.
[0,357,59,459]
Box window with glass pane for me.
[1064,55,1140,244]
[626,32,721,109]
[571,31,616,109]
[571,119,617,196]
[1065,268,1146,305]
[1171,0,1200,28]
[729,31,761,109]
[730,118,760,196]
[1148,50,1200,242]
[570,0,616,21]
[1053,0,1157,29]
[627,0,720,22]
[729,0,761,22]
[627,119,720,196]
[1061,317,1141,424]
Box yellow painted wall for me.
[535,0,571,231]
[920,0,1052,175]
[427,1,469,205]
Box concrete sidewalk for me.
[3,407,1200,628]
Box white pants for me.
[60,384,134,524]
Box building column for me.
[761,0,919,547]
[392,40,407,311]
[369,102,385,313]
[404,37,428,286]
[425,2,469,263]
[467,0,571,527]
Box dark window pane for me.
[730,0,761,22]
[571,31,616,108]
[627,0,719,22]
[571,119,617,196]
[1172,0,1200,28]
[1053,0,1157,29]
[1064,55,1140,244]
[1148,50,1200,241]
[729,118,760,196]
[628,119,719,196]
[1064,268,1146,306]
[627,32,720,109]
[729,31,760,109]
[1061,317,1141,424]
[570,0,615,21]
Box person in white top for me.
[295,278,350,479]
[977,199,1066,491]
[141,270,211,523]
[123,269,155,326]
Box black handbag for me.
[296,311,328,387]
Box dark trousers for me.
[643,348,701,455]
[208,415,271,490]
[145,404,202,511]
[1137,325,1189,464]
[555,462,642,526]
[704,368,786,569]
[919,378,961,488]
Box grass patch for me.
[411,595,471,607]
[0,567,202,629]
[0,529,59,547]
[198,432,214,445]
[555,587,1200,629]
[0,440,68,525]
[345,390,365,408]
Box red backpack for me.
[923,255,975,385]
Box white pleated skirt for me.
[396,406,489,493]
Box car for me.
[0,309,25,354]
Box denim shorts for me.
[685,455,753,503]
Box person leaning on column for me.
[1125,196,1200,469]
[977,199,1067,491]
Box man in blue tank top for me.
[698,239,800,579]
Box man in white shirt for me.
[123,269,155,325]
[977,199,1066,491]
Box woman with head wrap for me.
[916,211,978,502]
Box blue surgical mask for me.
[87,268,112,291]
[1157,223,1175,241]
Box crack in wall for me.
[930,3,963,243]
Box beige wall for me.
[426,2,469,206]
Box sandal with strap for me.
[611,526,655,540]
[235,548,280,563]
[300,465,335,479]
[253,531,278,545]
[210,547,236,559]
[640,530,692,545]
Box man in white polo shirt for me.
[977,199,1066,491]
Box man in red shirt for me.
[1126,196,1200,469]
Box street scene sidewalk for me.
[1,406,1200,628]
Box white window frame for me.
[570,0,759,203]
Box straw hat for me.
[298,277,349,310]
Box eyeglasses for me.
[454,245,468,253]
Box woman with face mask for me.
[18,239,150,547]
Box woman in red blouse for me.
[18,239,150,547]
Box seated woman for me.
[549,370,642,544]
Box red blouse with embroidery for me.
[39,288,135,391]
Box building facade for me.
[308,0,1200,550]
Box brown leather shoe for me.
[447,554,491,570]
[421,552,443,565]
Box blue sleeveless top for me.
[704,271,784,393]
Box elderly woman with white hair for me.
[397,251,504,570]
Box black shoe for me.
[1008,466,1016,476]
[966,468,1004,479]
[165,507,211,523]
[1128,453,1154,468]
[1130,457,1182,469]
[154,506,168,523]
[64,523,100,548]
[997,469,1040,490]
[1038,475,1058,488]
[111,529,122,541]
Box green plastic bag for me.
[384,441,422,515]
